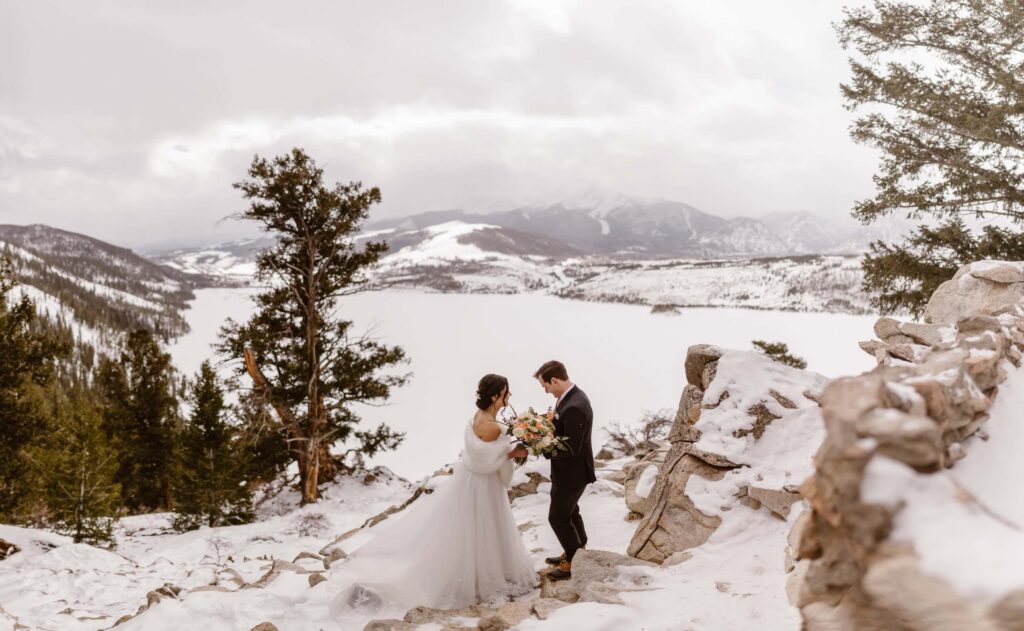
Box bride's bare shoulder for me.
[472,413,502,442]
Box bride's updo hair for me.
[476,374,509,410]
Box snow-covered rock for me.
[925,260,1024,324]
[792,261,1024,630]
[628,347,829,565]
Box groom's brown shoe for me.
[546,560,572,581]
[545,543,584,566]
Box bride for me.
[328,374,538,617]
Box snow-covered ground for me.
[170,288,876,480]
[0,453,807,631]
[0,473,415,631]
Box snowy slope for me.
[0,449,810,631]
[152,238,274,284]
[0,472,415,630]
[0,224,206,355]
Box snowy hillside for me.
[0,224,207,352]
[151,237,275,285]
[556,255,869,314]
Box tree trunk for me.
[243,348,315,502]
[304,243,321,505]
[301,450,319,504]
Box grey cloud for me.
[1,0,878,249]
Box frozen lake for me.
[171,288,877,480]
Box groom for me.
[534,360,596,581]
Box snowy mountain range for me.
[153,192,909,287]
[365,192,910,258]
[147,192,895,315]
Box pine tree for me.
[837,1,1024,311]
[96,329,180,512]
[219,148,409,504]
[0,258,66,519]
[235,390,291,487]
[172,362,254,531]
[27,393,121,545]
[752,340,808,369]
[862,218,1024,317]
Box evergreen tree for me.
[96,329,179,512]
[172,362,254,531]
[0,258,66,519]
[752,340,808,369]
[27,393,120,545]
[219,148,408,504]
[862,218,1024,317]
[235,390,291,487]
[837,1,1024,311]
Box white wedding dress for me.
[328,419,537,620]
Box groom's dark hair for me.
[534,360,569,383]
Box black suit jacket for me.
[545,386,597,488]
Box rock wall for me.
[627,345,829,564]
[789,261,1024,630]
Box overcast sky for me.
[1,0,878,250]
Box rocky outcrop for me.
[790,260,1024,630]
[627,345,828,563]
[540,549,656,604]
[926,261,1024,325]
[626,453,725,562]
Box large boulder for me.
[626,452,725,563]
[925,261,1024,324]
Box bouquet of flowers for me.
[501,406,569,465]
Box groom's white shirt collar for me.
[557,383,576,408]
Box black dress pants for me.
[548,481,588,561]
